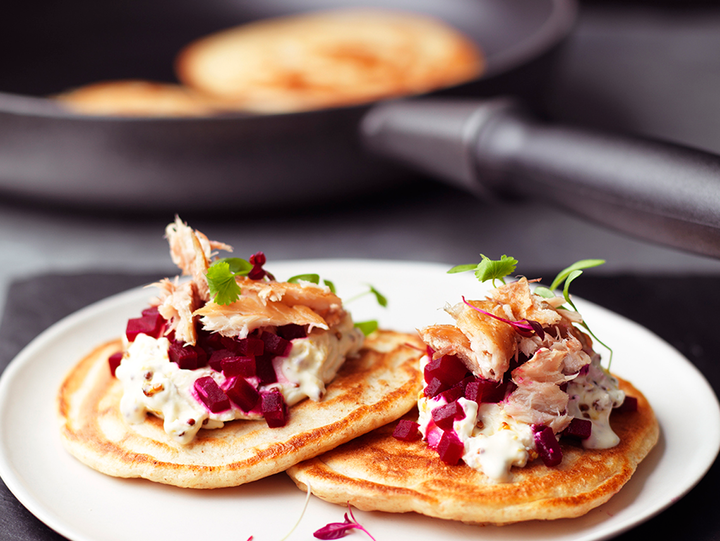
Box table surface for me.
[3,1,720,539]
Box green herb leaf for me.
[369,285,388,308]
[447,263,478,274]
[533,286,555,299]
[474,254,517,286]
[222,257,253,276]
[288,273,320,284]
[323,279,336,294]
[354,320,379,336]
[549,259,605,291]
[206,260,243,305]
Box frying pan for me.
[3,0,720,259]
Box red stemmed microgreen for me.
[314,504,377,541]
[462,297,544,340]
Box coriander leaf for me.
[206,260,242,305]
[549,259,605,291]
[474,254,518,286]
[288,273,320,284]
[355,320,379,336]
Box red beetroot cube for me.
[533,425,563,467]
[465,378,509,404]
[261,332,291,357]
[125,312,164,341]
[261,388,288,428]
[226,377,260,412]
[424,377,449,398]
[424,355,468,387]
[169,341,200,370]
[278,324,307,340]
[194,376,230,413]
[562,418,592,440]
[255,353,278,384]
[208,349,235,371]
[108,351,123,377]
[221,356,256,378]
[436,431,464,465]
[431,400,466,431]
[615,395,638,413]
[393,420,422,442]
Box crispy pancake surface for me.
[287,377,658,525]
[58,330,422,489]
[175,8,484,113]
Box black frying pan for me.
[4,0,720,259]
[0,0,575,209]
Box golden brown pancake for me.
[175,8,484,113]
[54,80,224,117]
[287,377,658,525]
[58,330,423,489]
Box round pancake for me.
[175,9,484,113]
[57,330,423,489]
[54,80,223,117]
[286,377,659,525]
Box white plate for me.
[1,260,718,541]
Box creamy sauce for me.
[115,316,363,445]
[566,360,625,449]
[417,353,625,481]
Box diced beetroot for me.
[193,376,230,413]
[219,335,265,357]
[168,341,202,370]
[255,353,278,384]
[261,388,288,428]
[108,351,123,377]
[226,377,260,412]
[424,377,449,398]
[198,331,225,352]
[221,356,256,378]
[431,400,466,431]
[533,425,563,467]
[208,349,235,371]
[465,378,510,404]
[424,355,468,387]
[141,306,160,317]
[261,332,291,357]
[125,313,164,341]
[278,324,307,340]
[615,395,638,413]
[436,431,464,465]
[562,418,592,440]
[437,384,464,404]
[392,419,422,442]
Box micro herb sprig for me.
[448,254,518,287]
[314,503,377,540]
[535,259,614,367]
[288,273,337,293]
[206,252,276,305]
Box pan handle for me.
[361,98,720,259]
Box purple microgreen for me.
[462,297,544,339]
[354,320,379,336]
[314,504,377,541]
